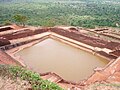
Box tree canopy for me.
[13,14,28,27]
[0,0,120,28]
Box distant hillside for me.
[0,0,120,28]
[1,0,120,3]
[0,0,13,2]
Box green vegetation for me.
[84,82,120,90]
[0,0,120,28]
[0,65,64,90]
[94,83,120,88]
[13,14,28,27]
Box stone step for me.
[41,74,53,80]
[58,82,82,90]
[41,74,62,83]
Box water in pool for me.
[16,38,108,82]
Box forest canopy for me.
[0,0,120,28]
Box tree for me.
[3,20,12,25]
[13,14,28,27]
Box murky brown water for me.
[16,38,108,82]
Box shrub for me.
[0,65,64,90]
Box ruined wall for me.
[0,26,13,32]
[51,28,107,48]
[0,37,11,46]
[0,28,49,40]
[50,28,120,50]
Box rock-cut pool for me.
[16,38,108,82]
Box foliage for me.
[12,14,28,26]
[84,82,120,90]
[2,20,12,25]
[0,65,64,90]
[0,0,120,28]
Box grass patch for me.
[85,82,120,90]
[0,65,64,90]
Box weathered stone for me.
[0,37,10,46]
